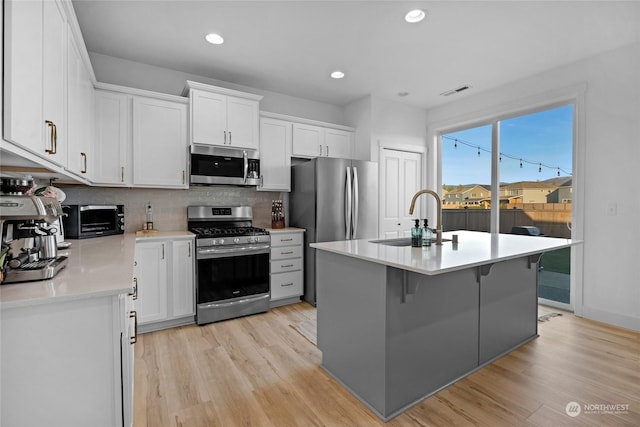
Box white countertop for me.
[134,230,194,241]
[1,234,137,309]
[265,227,306,234]
[311,230,579,276]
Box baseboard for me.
[581,306,640,331]
[138,315,195,334]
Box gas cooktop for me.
[190,226,269,238]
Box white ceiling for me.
[72,0,640,110]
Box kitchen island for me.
[311,230,577,421]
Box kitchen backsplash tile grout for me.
[59,185,287,232]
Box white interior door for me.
[380,149,423,239]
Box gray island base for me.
[313,231,575,421]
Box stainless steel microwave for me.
[190,144,261,186]
[62,204,125,239]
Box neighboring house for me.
[500,181,558,204]
[547,178,573,203]
[443,184,490,207]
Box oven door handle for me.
[197,245,270,259]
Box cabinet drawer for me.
[271,258,303,274]
[271,245,303,260]
[271,270,303,300]
[271,232,303,247]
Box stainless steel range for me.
[188,206,271,325]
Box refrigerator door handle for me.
[352,166,359,239]
[345,166,352,240]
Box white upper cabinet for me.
[93,85,189,189]
[3,0,68,167]
[132,97,188,188]
[93,90,130,186]
[292,122,354,159]
[292,123,324,158]
[258,117,292,192]
[323,128,354,159]
[184,81,263,151]
[191,90,227,146]
[66,27,94,180]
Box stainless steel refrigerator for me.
[290,157,378,305]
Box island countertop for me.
[0,234,137,309]
[311,230,579,276]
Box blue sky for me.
[442,105,573,186]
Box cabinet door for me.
[120,293,135,427]
[258,118,291,191]
[41,0,67,167]
[66,29,94,179]
[134,241,168,324]
[171,239,195,318]
[132,97,188,188]
[3,0,44,153]
[227,96,259,150]
[93,90,130,185]
[292,123,324,158]
[324,128,353,159]
[271,270,303,301]
[191,89,227,146]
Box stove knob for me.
[219,239,224,245]
[234,237,240,244]
[248,237,256,244]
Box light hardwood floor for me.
[134,303,640,426]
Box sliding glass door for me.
[441,105,574,309]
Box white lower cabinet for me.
[270,230,304,306]
[0,292,136,427]
[135,235,195,332]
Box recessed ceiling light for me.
[405,9,426,23]
[330,70,345,79]
[205,33,224,45]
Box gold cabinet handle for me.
[188,241,191,258]
[129,310,138,344]
[182,170,186,184]
[121,166,124,182]
[223,130,227,144]
[44,120,57,154]
[229,131,232,145]
[80,152,88,173]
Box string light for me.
[442,135,572,176]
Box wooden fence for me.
[442,203,572,238]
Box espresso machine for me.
[1,193,69,284]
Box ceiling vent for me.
[440,84,471,97]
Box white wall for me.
[89,52,346,125]
[425,42,640,331]
[345,95,428,162]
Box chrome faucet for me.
[409,189,443,245]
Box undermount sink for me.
[369,237,451,246]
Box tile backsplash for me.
[59,185,286,232]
